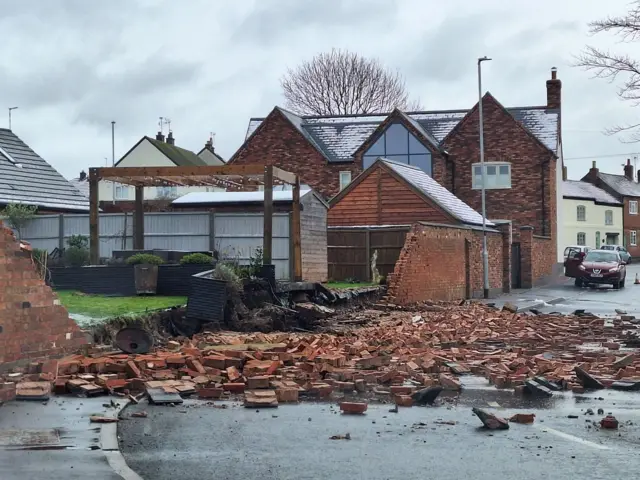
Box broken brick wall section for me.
[0,223,87,370]
[520,226,554,288]
[387,223,509,304]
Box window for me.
[630,200,638,215]
[339,171,352,191]
[157,186,178,198]
[631,230,637,246]
[472,163,511,189]
[362,122,432,175]
[577,232,586,246]
[576,205,586,222]
[605,210,613,225]
[595,231,601,247]
[114,183,129,200]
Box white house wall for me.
[562,198,623,249]
[198,148,225,166]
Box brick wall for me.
[387,223,507,305]
[0,223,87,369]
[229,109,361,199]
[519,226,554,287]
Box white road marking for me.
[534,425,610,450]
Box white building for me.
[562,180,623,250]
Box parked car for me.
[563,245,592,278]
[600,245,632,264]
[574,249,627,289]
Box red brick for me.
[390,385,414,395]
[339,402,368,414]
[197,387,224,399]
[223,383,245,393]
[186,359,206,374]
[226,366,241,382]
[395,395,413,407]
[126,361,141,378]
[275,388,299,403]
[246,376,270,389]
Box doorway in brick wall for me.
[511,243,521,288]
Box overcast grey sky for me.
[0,0,637,180]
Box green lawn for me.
[56,290,187,318]
[324,282,376,290]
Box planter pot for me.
[133,264,159,295]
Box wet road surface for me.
[0,397,122,480]
[119,379,640,480]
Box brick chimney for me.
[205,136,214,152]
[166,131,175,145]
[584,160,599,184]
[79,170,87,181]
[546,67,561,110]
[624,158,634,181]
[156,131,165,142]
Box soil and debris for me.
[2,299,640,410]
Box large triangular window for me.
[362,123,432,175]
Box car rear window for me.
[585,251,618,263]
[601,246,614,250]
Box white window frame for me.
[472,162,511,190]
[605,210,613,226]
[339,171,352,191]
[114,183,129,200]
[576,205,586,222]
[157,186,178,198]
[631,230,637,246]
[577,232,586,246]
[630,200,638,215]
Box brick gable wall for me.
[0,223,87,369]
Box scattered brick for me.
[339,402,368,414]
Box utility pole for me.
[111,121,116,205]
[478,56,492,299]
[8,107,18,130]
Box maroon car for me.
[575,249,627,289]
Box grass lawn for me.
[56,290,187,318]
[324,282,376,290]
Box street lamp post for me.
[478,56,492,299]
[8,107,18,130]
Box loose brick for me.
[395,395,413,407]
[246,376,270,389]
[197,387,224,399]
[223,383,245,393]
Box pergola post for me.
[292,177,302,281]
[263,165,273,265]
[134,185,144,250]
[89,169,100,265]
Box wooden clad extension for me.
[328,162,456,227]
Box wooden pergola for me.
[88,165,302,281]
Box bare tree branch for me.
[280,49,421,115]
[574,1,640,141]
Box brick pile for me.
[2,302,639,406]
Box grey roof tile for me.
[246,106,559,163]
[562,180,621,205]
[597,172,640,197]
[0,129,90,211]
[381,158,493,226]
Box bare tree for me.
[575,1,640,140]
[281,49,421,115]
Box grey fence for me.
[18,212,291,279]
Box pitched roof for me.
[196,145,226,165]
[246,105,559,163]
[145,137,207,167]
[0,129,90,211]
[562,180,621,205]
[69,177,90,198]
[596,172,640,198]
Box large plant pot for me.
[134,264,159,295]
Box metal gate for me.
[511,242,521,288]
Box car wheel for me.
[621,278,626,288]
[574,278,583,288]
[613,281,620,290]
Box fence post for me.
[209,211,216,253]
[58,214,64,251]
[365,229,371,282]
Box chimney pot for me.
[166,131,175,145]
[592,160,596,168]
[546,67,561,110]
[156,131,165,142]
[79,170,87,181]
[551,67,557,80]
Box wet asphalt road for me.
[492,264,640,318]
[119,380,640,480]
[0,397,122,480]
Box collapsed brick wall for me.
[387,223,506,304]
[0,224,87,369]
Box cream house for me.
[562,180,623,249]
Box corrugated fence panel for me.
[214,213,290,279]
[17,214,60,252]
[144,212,209,251]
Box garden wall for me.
[49,264,214,296]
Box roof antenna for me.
[165,117,172,133]
[158,117,164,134]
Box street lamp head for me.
[478,56,492,63]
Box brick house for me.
[230,68,563,284]
[582,159,640,257]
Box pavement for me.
[118,379,640,480]
[489,264,640,317]
[0,396,125,480]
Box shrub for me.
[1,203,37,239]
[67,234,89,250]
[212,262,242,293]
[64,246,90,267]
[126,253,164,266]
[180,253,214,265]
